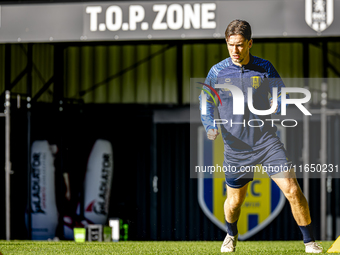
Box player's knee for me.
[285,185,304,203]
[227,196,244,211]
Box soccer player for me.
[199,20,322,253]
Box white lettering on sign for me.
[106,6,122,31]
[167,4,183,30]
[86,3,216,32]
[86,6,102,31]
[201,3,216,29]
[184,4,200,29]
[153,4,168,30]
[129,5,145,31]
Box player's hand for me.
[270,99,278,114]
[207,129,219,140]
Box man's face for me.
[226,34,252,66]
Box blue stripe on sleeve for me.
[199,58,229,132]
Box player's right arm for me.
[199,67,219,140]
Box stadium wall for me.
[1,39,340,103]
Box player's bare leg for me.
[271,169,310,225]
[272,168,322,253]
[224,183,249,223]
[221,183,249,253]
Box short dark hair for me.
[225,19,252,41]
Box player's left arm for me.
[267,62,290,114]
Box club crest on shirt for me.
[251,76,261,89]
[221,78,232,92]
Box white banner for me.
[26,140,58,240]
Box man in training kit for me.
[199,20,322,253]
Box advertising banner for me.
[83,139,114,225]
[26,140,58,240]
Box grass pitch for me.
[0,240,337,254]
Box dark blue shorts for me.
[223,136,293,188]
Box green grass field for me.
[0,240,338,254]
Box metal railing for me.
[0,90,11,241]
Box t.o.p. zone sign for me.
[83,2,217,40]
